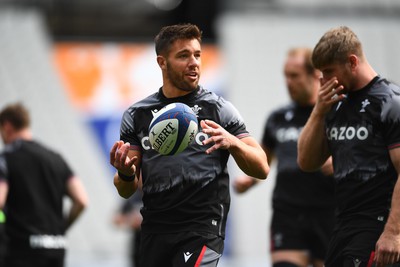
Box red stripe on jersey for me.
[366,250,375,267]
[194,245,207,267]
[388,143,400,150]
[130,144,141,150]
[236,133,250,139]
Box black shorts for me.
[5,253,64,267]
[270,206,335,260]
[325,219,400,267]
[139,231,224,267]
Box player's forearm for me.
[0,181,8,209]
[297,110,330,171]
[66,201,86,230]
[229,138,270,179]
[113,172,138,199]
[65,177,88,230]
[383,176,400,235]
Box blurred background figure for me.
[113,189,143,267]
[234,48,336,267]
[0,103,88,267]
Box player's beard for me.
[166,62,199,92]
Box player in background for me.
[109,23,270,267]
[0,103,88,267]
[113,187,143,267]
[234,47,336,267]
[298,26,400,267]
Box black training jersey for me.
[0,140,73,256]
[325,76,400,222]
[262,103,335,209]
[120,86,249,237]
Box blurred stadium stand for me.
[0,0,398,41]
[0,0,221,41]
[228,0,400,12]
[0,1,400,267]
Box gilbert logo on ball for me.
[149,102,198,155]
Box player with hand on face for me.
[298,26,400,267]
[109,23,269,267]
[234,47,335,267]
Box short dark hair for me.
[0,102,30,130]
[154,23,202,56]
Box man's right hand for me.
[110,141,136,178]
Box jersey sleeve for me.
[120,108,141,150]
[382,93,400,149]
[261,113,277,151]
[218,98,249,138]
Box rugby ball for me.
[148,102,198,156]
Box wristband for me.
[118,171,135,182]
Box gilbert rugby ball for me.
[148,102,198,156]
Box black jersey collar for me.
[348,75,380,97]
[158,86,201,104]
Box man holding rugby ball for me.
[109,23,269,267]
